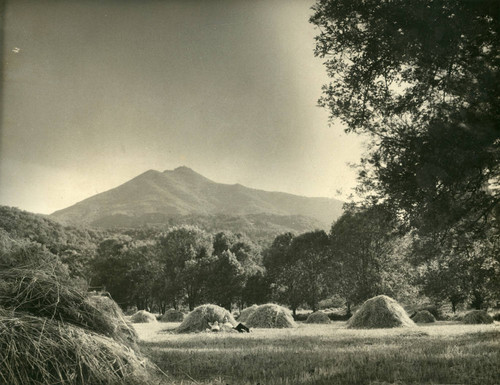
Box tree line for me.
[88,205,499,314]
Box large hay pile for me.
[245,303,297,328]
[177,304,236,333]
[238,304,258,323]
[85,295,138,345]
[0,267,154,384]
[159,309,184,322]
[0,268,134,341]
[0,309,151,385]
[412,310,436,323]
[130,310,158,323]
[347,295,415,329]
[462,310,494,324]
[305,310,331,324]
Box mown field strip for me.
[135,321,500,385]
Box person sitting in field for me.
[208,321,220,332]
[222,316,250,333]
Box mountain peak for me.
[171,166,196,174]
[50,168,344,229]
[164,166,212,182]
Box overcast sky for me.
[0,0,364,215]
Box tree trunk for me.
[451,300,457,313]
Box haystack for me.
[85,295,138,345]
[0,309,152,385]
[0,268,135,341]
[130,310,157,323]
[159,309,184,322]
[347,295,415,329]
[176,304,237,333]
[462,310,494,324]
[245,303,297,328]
[0,267,155,384]
[305,310,331,324]
[412,310,436,323]
[238,304,258,323]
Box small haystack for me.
[130,310,157,323]
[412,310,436,323]
[238,304,258,323]
[177,304,237,333]
[245,303,297,328]
[306,310,331,324]
[0,309,151,385]
[85,295,138,345]
[159,309,184,322]
[462,310,494,324]
[347,295,415,329]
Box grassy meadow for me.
[135,321,500,385]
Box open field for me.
[135,321,500,385]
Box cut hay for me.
[130,310,158,323]
[0,268,135,342]
[237,304,258,323]
[245,303,297,328]
[347,295,415,329]
[412,310,436,323]
[462,310,494,324]
[305,311,331,324]
[159,309,184,322]
[176,304,237,333]
[0,309,152,385]
[85,295,138,345]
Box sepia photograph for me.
[0,0,498,384]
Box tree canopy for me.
[310,0,499,239]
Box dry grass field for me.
[135,321,500,385]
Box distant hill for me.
[50,167,344,234]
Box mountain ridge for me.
[50,167,344,230]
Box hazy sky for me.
[0,0,364,215]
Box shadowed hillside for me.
[50,167,343,230]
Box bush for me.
[492,312,500,321]
[177,304,236,333]
[412,305,441,320]
[347,295,415,329]
[293,313,309,322]
[305,311,331,324]
[318,295,345,309]
[462,310,494,324]
[159,309,184,322]
[245,304,297,329]
[125,306,138,316]
[412,310,436,323]
[130,310,157,323]
[326,312,351,321]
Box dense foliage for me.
[309,0,499,312]
[1,204,498,314]
[310,0,499,238]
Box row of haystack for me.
[127,296,495,332]
[237,295,494,330]
[128,308,185,323]
[0,267,154,385]
[173,303,298,333]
